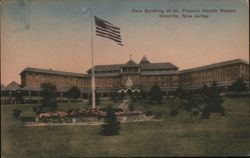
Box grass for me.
[129,97,190,118]
[1,97,250,157]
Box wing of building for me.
[1,56,249,104]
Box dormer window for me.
[140,55,150,64]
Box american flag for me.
[94,16,123,46]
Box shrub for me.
[154,111,162,119]
[67,86,81,99]
[33,107,38,112]
[128,104,135,111]
[145,110,152,116]
[175,86,185,98]
[220,110,226,116]
[40,82,57,111]
[115,108,123,112]
[201,81,225,118]
[192,109,200,117]
[169,109,178,116]
[144,104,149,109]
[67,109,74,113]
[229,78,247,94]
[150,85,163,103]
[100,105,120,136]
[100,107,123,112]
[111,93,118,103]
[201,107,210,119]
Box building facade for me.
[1,57,249,104]
[179,59,249,90]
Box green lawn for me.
[1,97,250,157]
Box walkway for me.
[25,118,162,127]
[117,99,129,111]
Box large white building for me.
[1,57,249,104]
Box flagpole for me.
[90,8,96,108]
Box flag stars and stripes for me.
[94,16,123,46]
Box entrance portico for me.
[118,77,140,99]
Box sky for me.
[1,0,249,85]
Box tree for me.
[150,84,162,103]
[201,81,225,119]
[141,90,148,99]
[12,109,22,118]
[120,91,125,100]
[128,103,135,111]
[67,86,81,100]
[101,105,120,136]
[110,93,118,103]
[169,105,178,116]
[40,83,57,112]
[229,78,247,94]
[175,86,185,98]
[184,93,202,112]
[201,84,209,96]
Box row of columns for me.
[1,90,41,104]
[2,90,143,104]
[57,91,116,101]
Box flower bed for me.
[35,108,145,123]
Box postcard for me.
[1,0,249,157]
